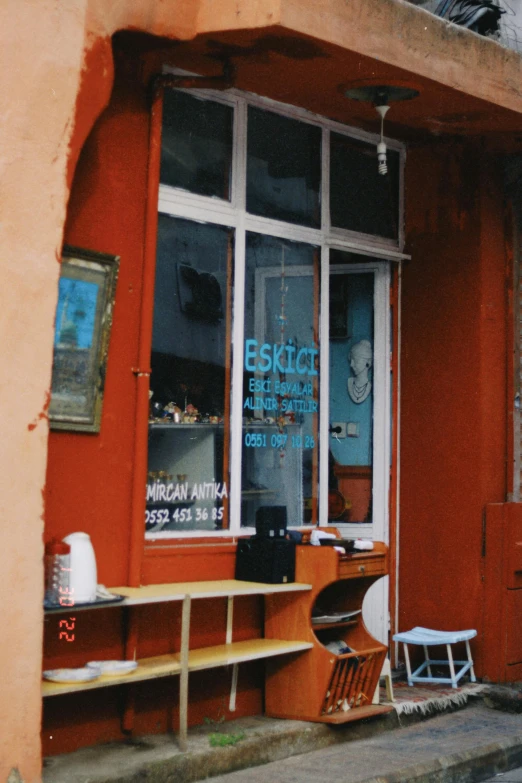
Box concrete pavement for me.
[484,772,522,782]
[207,704,522,783]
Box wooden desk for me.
[265,543,392,723]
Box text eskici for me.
[244,339,318,376]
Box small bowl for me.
[43,667,101,684]
[86,660,138,676]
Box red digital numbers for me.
[58,565,76,642]
[59,585,75,608]
[59,618,76,642]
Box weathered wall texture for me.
[281,0,522,116]
[0,1,88,780]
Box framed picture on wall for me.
[49,245,119,433]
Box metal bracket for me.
[150,60,235,102]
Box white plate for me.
[43,667,101,684]
[86,660,138,676]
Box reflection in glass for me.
[329,267,374,524]
[160,90,233,200]
[146,216,233,532]
[247,107,321,228]
[330,133,400,240]
[242,233,320,527]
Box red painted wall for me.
[399,141,509,675]
[482,503,522,683]
[45,43,147,588]
[43,39,263,756]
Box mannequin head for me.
[347,339,373,404]
[349,339,373,377]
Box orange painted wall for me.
[0,1,88,779]
[399,141,508,675]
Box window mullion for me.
[319,128,330,522]
[229,98,248,533]
[229,221,246,534]
[319,245,330,523]
[233,98,247,211]
[371,266,391,543]
[322,127,330,234]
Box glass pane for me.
[330,133,400,240]
[242,233,320,527]
[247,107,321,228]
[146,215,233,533]
[160,90,233,200]
[329,268,374,524]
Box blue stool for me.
[393,627,477,689]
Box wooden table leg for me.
[122,606,139,734]
[226,595,234,644]
[179,594,191,752]
[229,663,239,712]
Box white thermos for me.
[62,532,97,603]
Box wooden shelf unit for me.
[43,579,312,749]
[264,541,392,724]
[43,638,311,697]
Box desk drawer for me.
[338,554,386,580]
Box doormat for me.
[382,681,486,716]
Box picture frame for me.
[49,245,119,433]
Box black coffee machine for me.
[235,506,295,584]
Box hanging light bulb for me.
[375,103,390,176]
[342,82,420,177]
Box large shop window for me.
[145,80,402,537]
[242,234,320,526]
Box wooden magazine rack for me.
[264,538,392,723]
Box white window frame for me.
[147,76,405,539]
[322,260,391,543]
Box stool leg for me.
[403,643,413,686]
[423,645,433,678]
[447,643,457,688]
[466,639,476,683]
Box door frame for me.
[321,257,391,544]
[321,255,392,642]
